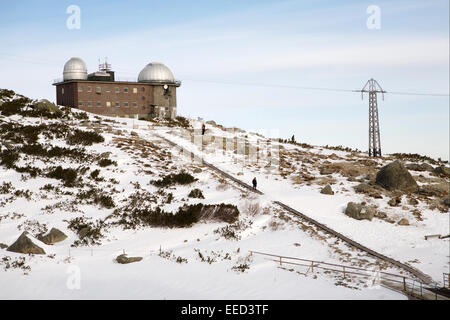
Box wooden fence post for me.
[403,277,406,291]
[280,256,282,266]
[343,266,346,279]
[311,262,314,273]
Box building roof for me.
[138,62,175,83]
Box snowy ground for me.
[0,107,447,299]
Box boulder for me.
[0,243,8,249]
[433,166,450,178]
[354,183,371,194]
[37,228,67,245]
[78,227,90,239]
[406,163,433,172]
[388,197,401,207]
[408,197,419,206]
[7,232,45,254]
[344,202,375,221]
[443,198,450,207]
[320,185,334,195]
[35,99,62,115]
[398,218,409,226]
[319,166,335,175]
[116,254,143,264]
[375,161,418,192]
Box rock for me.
[78,227,90,239]
[37,228,67,245]
[443,198,450,207]
[388,197,401,207]
[0,243,8,249]
[7,232,45,255]
[320,185,334,195]
[408,197,419,206]
[354,183,371,194]
[397,218,409,226]
[433,166,450,178]
[130,131,139,137]
[116,254,143,264]
[344,202,375,221]
[375,160,418,192]
[406,163,434,172]
[320,166,335,175]
[376,212,387,219]
[100,152,112,159]
[193,168,202,174]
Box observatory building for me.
[53,57,180,119]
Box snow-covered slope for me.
[0,92,447,299]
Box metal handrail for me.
[249,250,418,282]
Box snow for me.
[0,109,446,299]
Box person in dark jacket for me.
[202,123,206,135]
[252,177,257,190]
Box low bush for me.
[188,188,204,199]
[47,166,78,186]
[0,149,19,168]
[152,171,197,187]
[66,129,104,146]
[98,158,116,167]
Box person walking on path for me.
[252,177,257,190]
[202,123,206,135]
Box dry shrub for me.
[242,201,261,216]
[268,218,283,231]
[216,183,229,191]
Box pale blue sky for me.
[0,0,448,159]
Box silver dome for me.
[138,62,175,83]
[63,57,88,81]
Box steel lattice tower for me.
[358,79,385,157]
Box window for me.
[115,87,120,93]
[97,101,102,107]
[106,87,110,93]
[61,88,65,95]
[87,101,92,107]
[133,88,137,94]
[78,101,83,107]
[165,107,169,111]
[87,86,92,92]
[106,101,111,107]
[141,87,145,92]
[124,87,129,93]
[96,87,101,93]
[141,96,145,100]
[115,102,120,107]
[133,102,138,107]
[78,86,83,92]
[124,102,129,107]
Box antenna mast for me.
[357,79,386,157]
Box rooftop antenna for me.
[99,57,111,72]
[355,78,386,157]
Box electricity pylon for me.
[357,79,386,157]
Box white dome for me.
[138,62,175,83]
[63,57,87,81]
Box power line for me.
[183,78,450,97]
[0,54,448,97]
